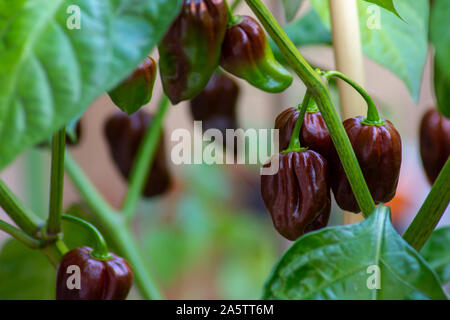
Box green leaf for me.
[430,0,450,118]
[310,0,429,102]
[280,0,304,23]
[271,9,332,63]
[263,206,446,300]
[0,239,55,299]
[0,0,183,169]
[362,0,402,19]
[421,227,450,284]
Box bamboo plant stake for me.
[329,0,366,224]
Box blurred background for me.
[0,1,448,299]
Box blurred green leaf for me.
[430,0,450,117]
[421,227,450,284]
[0,239,55,299]
[263,206,446,300]
[271,9,332,63]
[280,0,304,23]
[310,0,429,102]
[0,0,183,169]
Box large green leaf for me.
[362,0,402,18]
[280,0,304,23]
[430,0,450,118]
[310,0,429,102]
[421,227,450,284]
[263,206,446,300]
[0,0,182,169]
[0,239,55,299]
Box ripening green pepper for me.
[220,16,293,93]
[108,57,157,115]
[158,0,228,104]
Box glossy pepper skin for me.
[190,72,240,134]
[420,109,450,184]
[56,247,133,300]
[104,111,171,198]
[275,107,332,159]
[261,151,331,241]
[220,16,293,93]
[108,57,157,115]
[331,117,402,213]
[159,0,228,104]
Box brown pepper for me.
[104,111,171,198]
[419,108,450,184]
[275,107,332,159]
[261,150,331,241]
[331,117,402,213]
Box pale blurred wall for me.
[0,0,447,245]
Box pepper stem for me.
[61,214,111,261]
[225,0,240,26]
[321,70,384,125]
[283,91,311,153]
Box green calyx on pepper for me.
[159,0,229,104]
[108,56,157,115]
[220,15,293,93]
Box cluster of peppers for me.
[159,0,292,104]
[261,72,403,241]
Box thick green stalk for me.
[62,214,111,260]
[121,95,170,220]
[47,127,66,236]
[285,92,311,152]
[65,153,163,300]
[245,0,376,217]
[0,179,43,236]
[41,240,68,267]
[403,159,450,251]
[322,71,383,125]
[0,219,42,249]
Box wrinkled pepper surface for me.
[220,16,293,93]
[275,106,332,159]
[56,247,133,300]
[261,150,331,241]
[420,108,450,184]
[108,56,157,115]
[331,117,402,213]
[159,0,228,104]
[104,111,171,198]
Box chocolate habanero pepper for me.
[261,151,331,241]
[159,0,228,104]
[220,16,293,93]
[331,117,402,213]
[420,108,450,184]
[275,104,332,159]
[104,111,171,198]
[108,56,157,115]
[190,71,239,133]
[56,247,133,300]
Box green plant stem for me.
[0,219,42,249]
[285,92,311,152]
[47,127,66,236]
[402,159,450,251]
[122,95,170,220]
[0,179,43,236]
[40,240,68,267]
[65,153,163,300]
[245,0,376,217]
[62,214,111,260]
[322,71,383,125]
